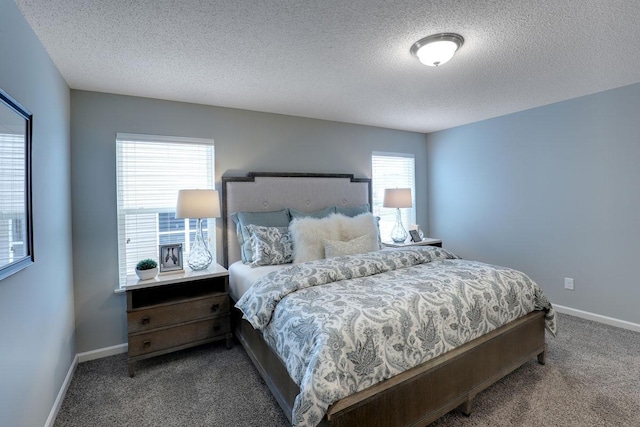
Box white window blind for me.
[116,133,215,287]
[0,133,26,265]
[372,152,416,241]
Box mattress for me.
[228,260,290,301]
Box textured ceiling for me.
[13,0,640,133]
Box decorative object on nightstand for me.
[383,188,412,243]
[176,189,220,271]
[135,258,158,281]
[158,243,184,274]
[409,229,422,243]
[408,224,424,239]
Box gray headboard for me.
[222,172,372,267]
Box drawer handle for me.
[143,340,151,348]
[213,324,221,332]
[211,303,220,312]
[141,316,150,325]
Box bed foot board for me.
[324,311,546,427]
[537,343,547,365]
[458,398,473,416]
[235,307,546,427]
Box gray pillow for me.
[246,225,293,266]
[335,203,370,217]
[289,206,336,220]
[231,209,290,263]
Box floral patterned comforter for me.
[236,246,556,427]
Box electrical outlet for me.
[564,277,574,290]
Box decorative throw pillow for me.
[231,209,290,263]
[289,206,336,220]
[336,212,382,252]
[335,203,370,217]
[289,215,342,263]
[324,234,372,258]
[246,225,293,267]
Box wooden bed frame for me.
[222,172,547,427]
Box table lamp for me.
[383,188,412,243]
[175,189,220,270]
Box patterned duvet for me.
[236,246,556,427]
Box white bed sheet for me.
[228,261,290,301]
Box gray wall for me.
[427,83,640,325]
[0,1,74,426]
[70,90,428,352]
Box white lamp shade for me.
[383,188,412,208]
[175,189,221,219]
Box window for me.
[0,134,27,265]
[0,88,33,281]
[371,152,416,241]
[116,134,215,287]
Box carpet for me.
[54,313,640,426]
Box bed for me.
[222,172,556,427]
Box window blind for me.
[116,133,215,287]
[371,152,416,241]
[0,134,26,265]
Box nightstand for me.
[125,263,232,376]
[383,237,442,248]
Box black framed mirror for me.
[0,88,33,280]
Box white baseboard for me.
[77,342,128,363]
[554,304,640,333]
[44,354,78,427]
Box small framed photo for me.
[159,243,184,274]
[409,229,422,243]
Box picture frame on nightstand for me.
[158,243,184,274]
[409,229,422,242]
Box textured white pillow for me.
[324,234,372,258]
[290,213,381,263]
[289,215,342,263]
[336,212,381,252]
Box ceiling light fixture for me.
[410,33,464,67]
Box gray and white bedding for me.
[236,246,557,427]
[228,261,288,301]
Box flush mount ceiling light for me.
[410,33,464,67]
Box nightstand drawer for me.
[127,294,229,333]
[128,315,231,357]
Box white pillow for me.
[289,213,381,263]
[289,215,342,263]
[324,234,372,258]
[336,212,381,252]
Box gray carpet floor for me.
[54,313,640,427]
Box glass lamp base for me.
[390,208,408,243]
[187,243,212,270]
[188,218,213,271]
[390,223,408,243]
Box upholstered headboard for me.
[222,172,372,267]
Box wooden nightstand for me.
[125,264,232,376]
[383,237,442,248]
